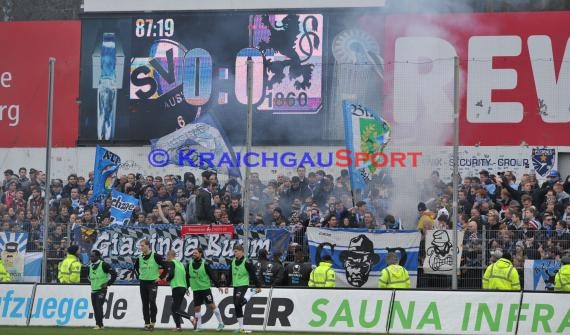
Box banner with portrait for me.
[306,227,421,288]
[524,259,560,291]
[422,229,465,275]
[0,232,28,282]
[83,224,290,283]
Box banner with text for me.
[110,190,139,225]
[89,224,290,282]
[0,21,80,147]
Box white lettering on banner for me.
[467,36,522,123]
[528,35,570,123]
[394,35,570,126]
[393,37,455,124]
[0,71,20,127]
[0,72,12,87]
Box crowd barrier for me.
[0,283,568,334]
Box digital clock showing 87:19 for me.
[129,13,323,115]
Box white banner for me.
[0,284,35,326]
[423,229,464,275]
[266,288,392,333]
[390,290,521,334]
[2,284,570,334]
[28,284,271,331]
[518,292,570,334]
[306,228,421,288]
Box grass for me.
[0,327,370,335]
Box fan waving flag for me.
[89,145,121,204]
[110,190,139,225]
[342,100,391,191]
[151,112,241,178]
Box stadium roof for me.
[83,0,386,12]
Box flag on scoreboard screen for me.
[342,100,391,191]
[89,224,290,283]
[151,112,241,178]
[306,227,420,288]
[109,190,139,225]
[89,145,121,204]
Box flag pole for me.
[243,57,254,254]
[452,56,460,290]
[42,58,56,283]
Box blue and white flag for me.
[151,112,241,177]
[524,259,560,291]
[306,227,420,288]
[89,145,121,204]
[342,100,391,191]
[110,190,139,225]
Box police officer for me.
[134,239,168,331]
[0,253,11,282]
[165,250,196,332]
[89,249,117,330]
[482,251,520,291]
[58,245,82,284]
[308,254,335,288]
[285,250,312,286]
[228,244,261,333]
[378,252,410,289]
[555,254,570,292]
[184,248,224,332]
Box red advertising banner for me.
[0,21,80,147]
[181,224,235,236]
[384,11,570,146]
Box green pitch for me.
[0,327,367,335]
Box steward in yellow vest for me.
[58,245,82,284]
[555,255,570,292]
[378,252,410,289]
[309,255,336,288]
[482,252,520,291]
[0,258,11,282]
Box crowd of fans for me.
[1,165,570,287]
[416,169,570,288]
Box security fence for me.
[8,221,566,291]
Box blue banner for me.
[89,145,121,203]
[342,100,391,191]
[306,227,420,288]
[110,190,139,225]
[80,224,289,283]
[524,259,560,291]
